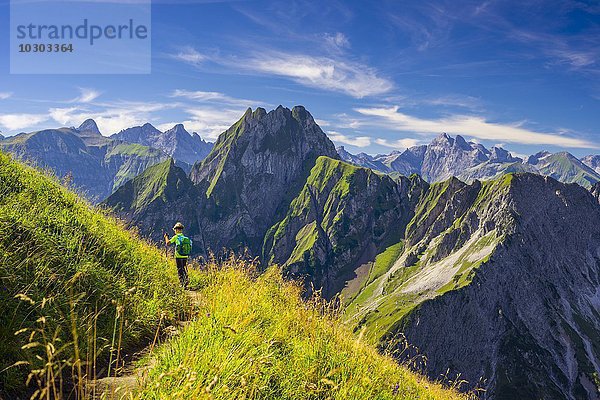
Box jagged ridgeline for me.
[104,105,600,399]
[0,151,187,396]
[0,150,464,400]
[345,174,600,399]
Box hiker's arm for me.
[164,233,171,245]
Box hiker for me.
[164,222,192,289]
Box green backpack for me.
[176,235,192,256]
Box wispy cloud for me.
[510,30,598,69]
[375,137,421,149]
[49,101,178,135]
[170,47,206,65]
[72,87,102,103]
[170,46,392,98]
[245,52,392,98]
[355,106,598,149]
[322,32,350,53]
[0,113,48,131]
[0,92,13,100]
[170,89,257,107]
[327,131,371,147]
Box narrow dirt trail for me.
[90,290,200,400]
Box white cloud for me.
[323,32,350,52]
[171,47,206,65]
[246,52,392,98]
[315,118,330,127]
[72,87,101,103]
[375,137,421,149]
[170,89,256,107]
[0,92,13,100]
[49,101,177,135]
[0,113,48,131]
[171,46,392,98]
[355,106,598,149]
[327,131,371,147]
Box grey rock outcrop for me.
[377,174,600,399]
[112,123,213,167]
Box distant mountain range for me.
[337,134,600,188]
[0,120,213,201]
[100,105,600,399]
[112,123,212,168]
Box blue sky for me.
[0,0,599,157]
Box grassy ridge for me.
[0,151,187,396]
[135,262,465,400]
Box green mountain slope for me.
[528,151,600,188]
[0,150,463,400]
[344,173,600,399]
[0,151,187,397]
[134,263,465,400]
[104,158,202,245]
[107,106,340,253]
[263,156,427,299]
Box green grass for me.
[0,151,187,397]
[106,143,164,158]
[536,152,600,188]
[135,262,466,400]
[370,242,404,285]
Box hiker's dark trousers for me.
[176,257,189,288]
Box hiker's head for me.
[173,222,184,233]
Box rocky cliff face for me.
[420,133,490,181]
[189,105,339,253]
[345,173,600,399]
[105,106,339,254]
[263,156,427,298]
[112,123,213,168]
[583,155,600,175]
[591,182,600,205]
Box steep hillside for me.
[104,158,202,245]
[133,262,465,400]
[345,173,600,399]
[0,151,186,397]
[263,156,426,299]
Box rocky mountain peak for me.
[489,146,518,163]
[188,105,338,253]
[527,151,552,165]
[77,119,101,135]
[431,132,454,147]
[454,134,472,151]
[166,123,189,136]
